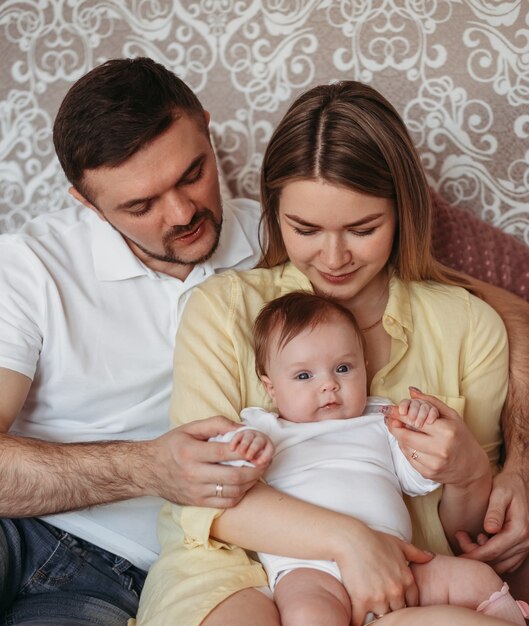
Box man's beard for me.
[120,209,223,265]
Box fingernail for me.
[424,550,436,557]
[409,386,422,393]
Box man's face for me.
[73,112,223,280]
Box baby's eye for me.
[336,364,350,373]
[295,372,311,380]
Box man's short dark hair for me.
[53,57,206,197]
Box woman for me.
[136,82,510,626]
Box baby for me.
[215,291,528,626]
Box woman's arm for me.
[212,481,433,625]
[386,391,492,551]
[387,286,508,553]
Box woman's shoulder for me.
[196,265,286,298]
[406,279,506,330]
[185,265,295,326]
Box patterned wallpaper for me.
[1,1,528,245]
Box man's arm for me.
[0,367,265,517]
[456,280,529,572]
[472,280,529,468]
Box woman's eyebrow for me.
[284,213,384,227]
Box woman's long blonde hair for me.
[259,80,467,287]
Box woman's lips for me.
[318,269,357,284]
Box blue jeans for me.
[0,518,146,625]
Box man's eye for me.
[336,364,350,373]
[183,165,203,185]
[129,202,151,217]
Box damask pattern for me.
[1,0,528,243]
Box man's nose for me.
[162,189,196,225]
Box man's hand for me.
[456,468,529,573]
[148,416,267,508]
[229,429,275,468]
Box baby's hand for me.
[397,398,439,431]
[229,429,275,468]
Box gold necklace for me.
[361,317,383,333]
[358,271,391,333]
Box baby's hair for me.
[254,291,364,377]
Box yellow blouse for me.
[136,263,508,626]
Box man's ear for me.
[260,375,275,400]
[203,110,211,128]
[68,187,106,222]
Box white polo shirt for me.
[0,198,261,570]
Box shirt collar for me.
[89,211,148,281]
[274,262,413,330]
[385,275,413,331]
[201,199,256,276]
[89,200,256,283]
[276,263,414,332]
[280,262,313,294]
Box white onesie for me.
[215,397,439,590]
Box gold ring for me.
[411,449,419,460]
[215,484,223,497]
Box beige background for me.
[1,1,528,246]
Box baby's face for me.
[262,316,367,423]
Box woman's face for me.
[278,179,396,309]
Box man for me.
[1,57,529,626]
[0,57,266,625]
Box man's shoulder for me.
[0,205,92,249]
[223,196,259,228]
[224,197,260,219]
[0,206,96,288]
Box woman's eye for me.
[349,228,376,237]
[296,372,311,380]
[293,227,317,236]
[336,364,350,373]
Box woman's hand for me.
[385,388,493,550]
[384,388,488,486]
[332,525,434,626]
